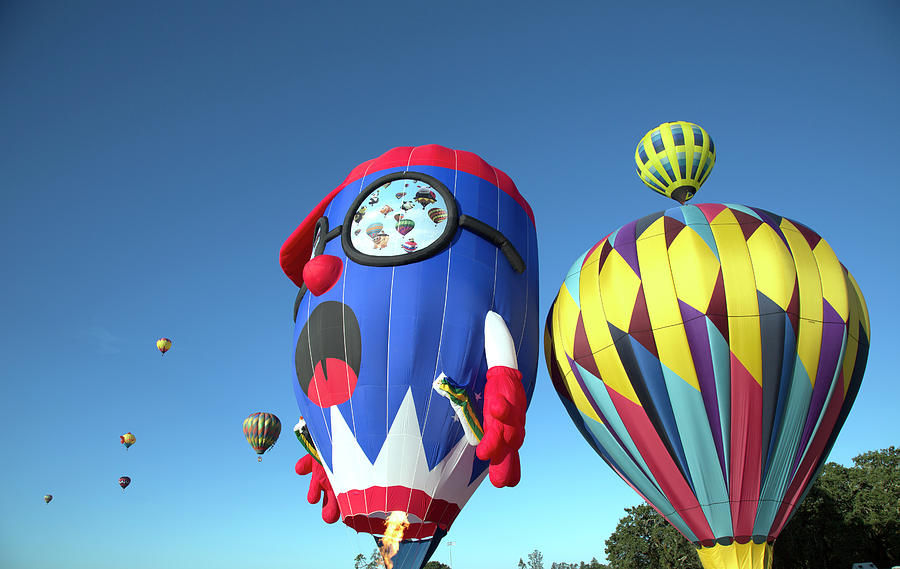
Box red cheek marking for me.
[308,357,358,407]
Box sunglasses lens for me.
[348,178,449,258]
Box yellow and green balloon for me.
[635,121,716,204]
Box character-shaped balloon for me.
[281,145,539,569]
[372,231,390,250]
[402,238,417,253]
[120,432,136,450]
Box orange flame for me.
[379,511,410,569]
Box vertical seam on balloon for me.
[335,200,358,447]
[404,146,415,173]
[396,146,414,515]
[385,265,395,512]
[307,272,332,457]
[778,226,816,486]
[357,160,376,523]
[591,226,664,491]
[309,187,340,487]
[786,235,830,484]
[757,225,805,537]
[434,435,477,537]
[720,210,762,537]
[654,210,730,532]
[516,203,531,356]
[414,149,458,527]
[490,167,500,309]
[654,214,699,495]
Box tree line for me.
[602,446,898,569]
[352,447,897,569]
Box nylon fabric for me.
[287,146,538,562]
[545,203,869,554]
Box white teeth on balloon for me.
[325,387,487,506]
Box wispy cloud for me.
[79,326,121,355]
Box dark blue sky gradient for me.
[2,2,898,568]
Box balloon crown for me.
[635,121,716,204]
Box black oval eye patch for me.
[294,301,362,407]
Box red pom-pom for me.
[302,255,343,296]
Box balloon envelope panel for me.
[545,203,869,550]
[292,146,539,541]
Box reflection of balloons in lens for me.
[120,432,136,450]
[427,208,447,224]
[396,219,415,236]
[118,476,131,491]
[545,203,869,568]
[354,228,361,236]
[243,412,282,462]
[380,205,394,216]
[354,207,367,224]
[635,121,715,204]
[395,192,406,199]
[44,494,52,504]
[366,223,384,239]
[401,238,417,252]
[156,338,172,355]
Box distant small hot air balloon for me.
[366,223,384,240]
[118,476,131,491]
[120,432,136,450]
[427,207,447,224]
[635,121,715,204]
[156,338,172,355]
[43,494,52,504]
[401,238,418,253]
[395,192,406,199]
[395,218,415,236]
[243,412,281,462]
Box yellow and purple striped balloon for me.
[156,337,172,355]
[545,203,869,569]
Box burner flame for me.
[379,511,410,569]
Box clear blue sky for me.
[2,2,898,568]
